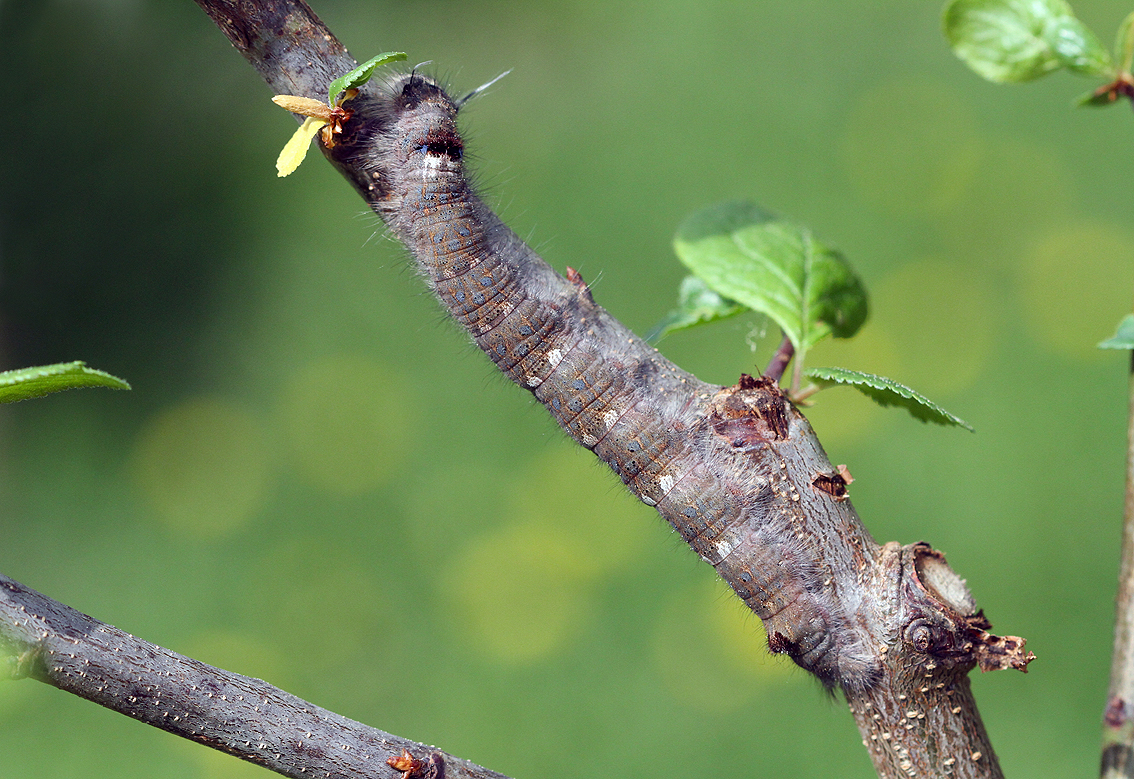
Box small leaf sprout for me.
[272,51,407,177]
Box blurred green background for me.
[1,0,1132,776]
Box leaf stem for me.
[763,333,795,383]
[790,347,805,396]
[790,382,821,403]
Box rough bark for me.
[0,574,504,779]
[0,1,1034,777]
[193,0,1034,772]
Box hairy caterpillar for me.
[338,73,882,692]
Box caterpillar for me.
[336,73,882,692]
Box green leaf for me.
[944,0,1113,83]
[0,361,130,404]
[805,366,973,431]
[328,51,408,105]
[1116,10,1134,74]
[673,200,867,363]
[648,275,746,340]
[1099,313,1134,349]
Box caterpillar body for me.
[340,74,882,692]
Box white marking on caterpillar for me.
[602,409,619,430]
[714,534,740,560]
[420,152,446,179]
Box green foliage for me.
[328,52,408,106]
[1118,11,1134,74]
[661,201,963,428]
[804,366,973,431]
[1099,314,1134,349]
[943,0,1112,83]
[671,200,867,365]
[648,276,745,340]
[0,362,130,404]
[275,53,409,177]
[1079,12,1134,106]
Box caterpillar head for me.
[384,74,464,172]
[339,72,466,214]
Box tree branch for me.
[0,573,507,779]
[0,1,1035,777]
[195,2,1038,769]
[1102,351,1134,778]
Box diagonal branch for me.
[0,573,508,779]
[0,2,1034,778]
[192,2,1034,771]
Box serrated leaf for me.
[276,116,327,177]
[648,275,746,340]
[1099,313,1134,349]
[805,366,973,431]
[944,0,1113,83]
[673,200,867,362]
[328,51,408,105]
[0,361,130,404]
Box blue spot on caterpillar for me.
[338,73,882,693]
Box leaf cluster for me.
[653,201,971,431]
[944,0,1134,106]
[943,1,1134,353]
[272,52,408,176]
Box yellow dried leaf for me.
[276,117,328,177]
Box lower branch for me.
[0,573,509,779]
